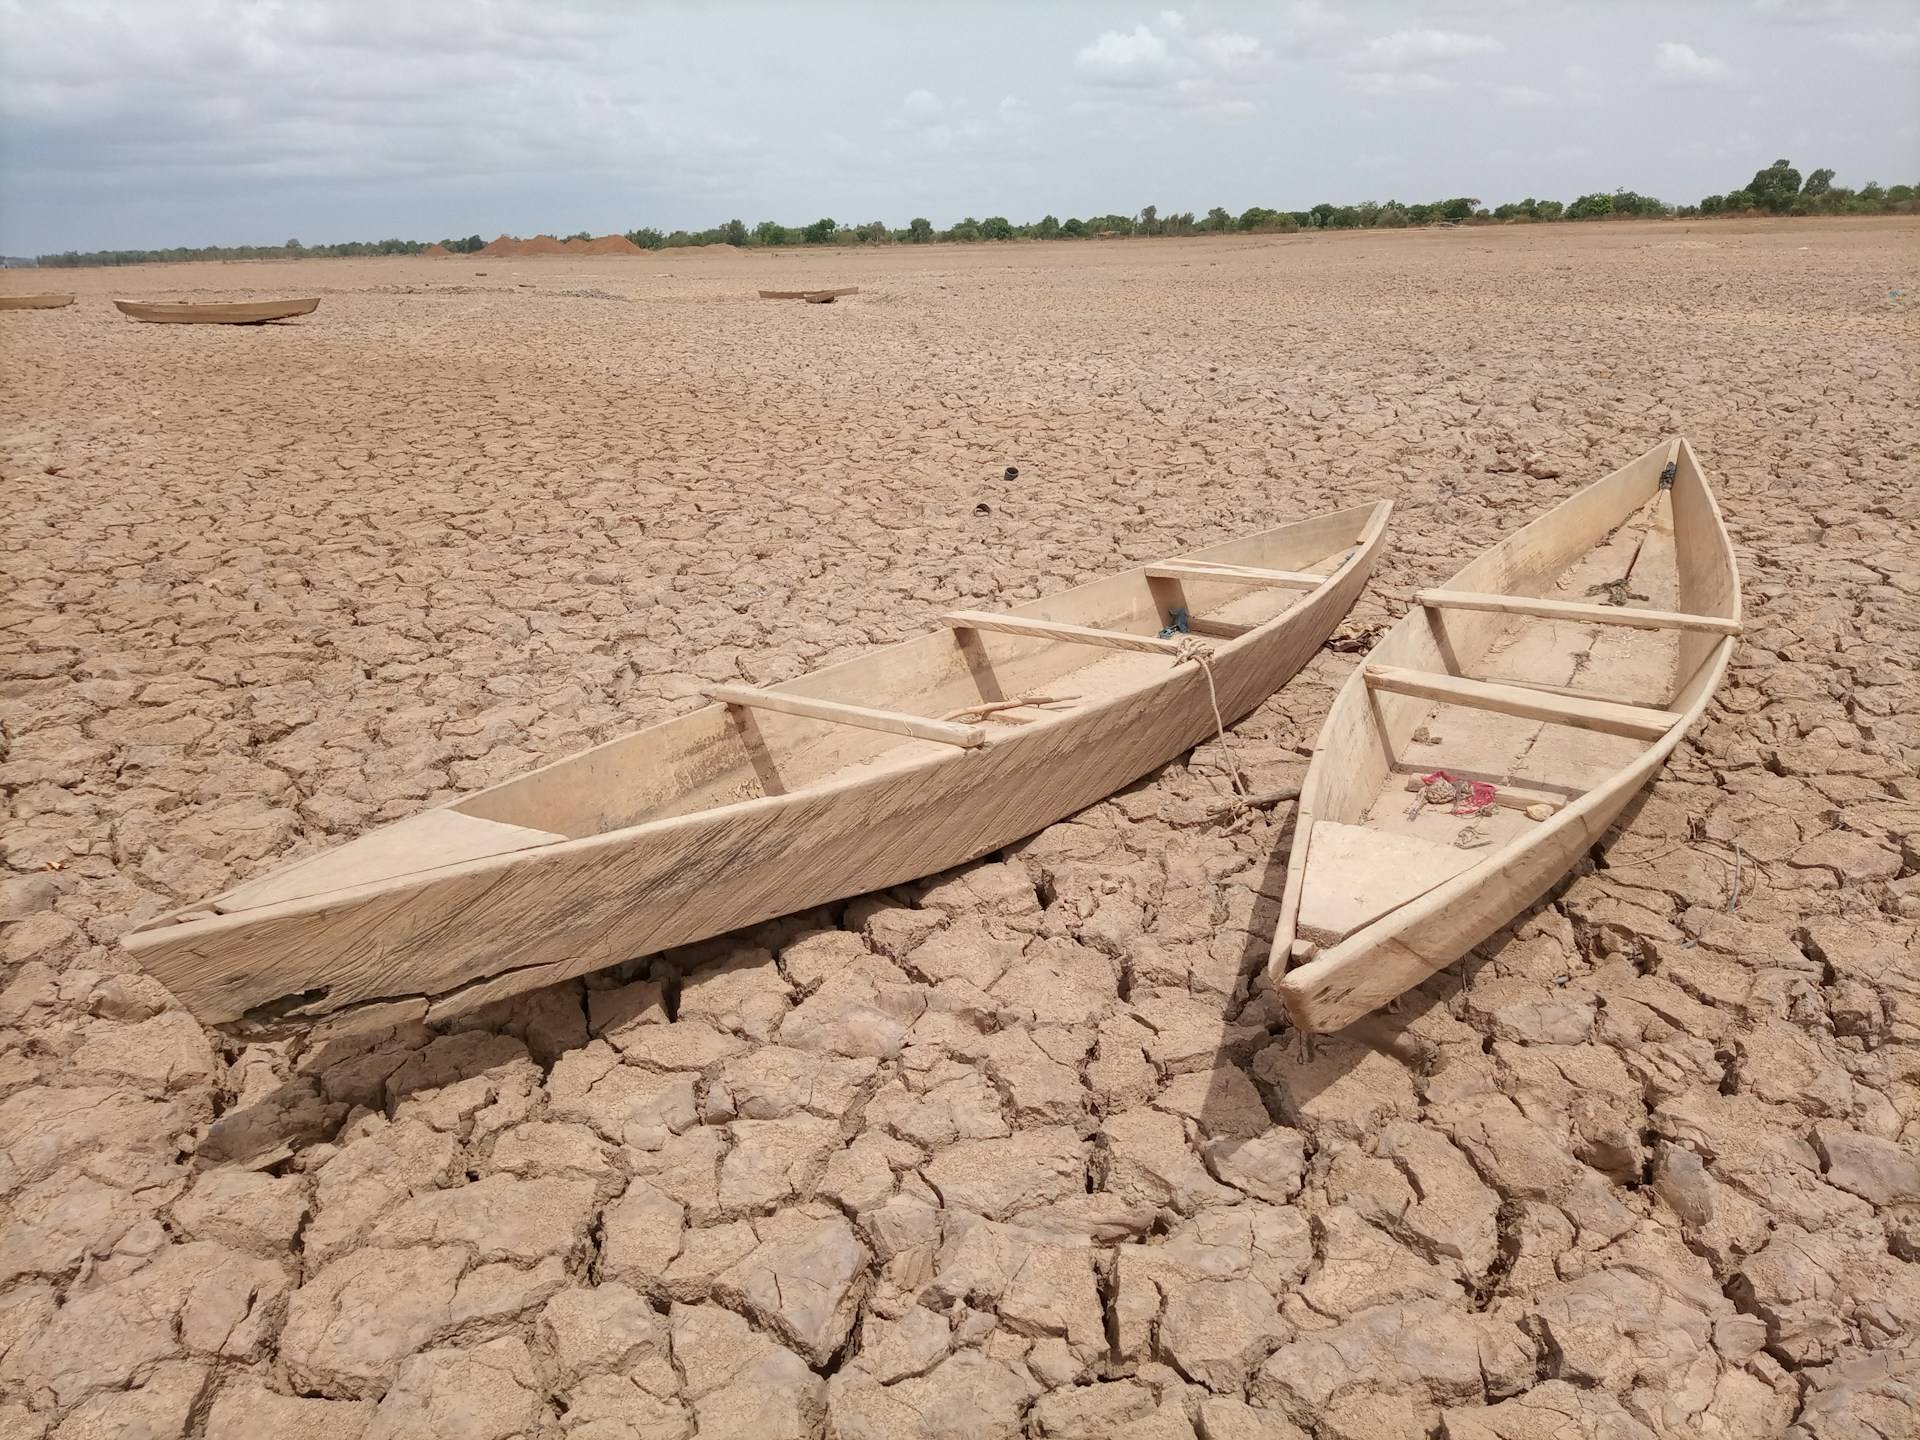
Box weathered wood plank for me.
[705,684,985,749]
[1363,665,1681,740]
[942,611,1186,656]
[1417,589,1740,635]
[1146,561,1325,590]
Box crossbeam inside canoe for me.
[1363,665,1682,740]
[1418,589,1741,635]
[704,684,986,748]
[1146,561,1326,590]
[942,611,1186,656]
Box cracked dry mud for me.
[1,220,1916,1439]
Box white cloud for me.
[1075,25,1174,85]
[1562,62,1603,102]
[1350,28,1502,71]
[1495,84,1551,106]
[1071,13,1274,115]
[1836,27,1920,59]
[1339,70,1456,97]
[1272,0,1348,56]
[1654,41,1734,85]
[889,87,1029,157]
[900,89,942,123]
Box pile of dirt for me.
[475,234,521,257]
[514,235,570,257]
[421,243,452,258]
[578,234,643,256]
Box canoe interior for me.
[197,504,1381,918]
[1292,439,1737,952]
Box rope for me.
[1171,636,1251,804]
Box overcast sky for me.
[1,0,1914,254]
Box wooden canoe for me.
[125,501,1390,1035]
[1272,439,1739,1032]
[757,287,859,302]
[113,298,320,325]
[0,294,75,310]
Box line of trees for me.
[25,161,1915,267]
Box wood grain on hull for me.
[1272,438,1738,1033]
[126,502,1389,1032]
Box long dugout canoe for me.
[127,499,1392,1035]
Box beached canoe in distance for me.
[0,294,76,310]
[1273,439,1739,1032]
[758,287,859,302]
[113,298,320,325]
[126,500,1390,1036]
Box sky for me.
[1,0,1914,254]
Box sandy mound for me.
[515,235,570,256]
[580,234,643,256]
[475,234,521,257]
[422,243,451,257]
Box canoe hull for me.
[114,298,320,324]
[0,294,75,310]
[1274,439,1740,1032]
[127,502,1389,1033]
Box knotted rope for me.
[1171,636,1251,807]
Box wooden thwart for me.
[943,611,1185,657]
[1418,589,1740,635]
[1185,617,1252,640]
[704,684,985,749]
[1364,665,1681,740]
[1147,561,1325,590]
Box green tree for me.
[1137,204,1159,235]
[947,218,981,242]
[721,219,749,246]
[1746,159,1802,213]
[1030,214,1060,239]
[907,217,933,242]
[625,227,665,249]
[753,220,789,246]
[1439,196,1479,222]
[856,220,890,244]
[1062,217,1086,237]
[980,215,1012,240]
[800,217,837,244]
[567,231,592,242]
[1801,167,1834,198]
[1567,192,1615,219]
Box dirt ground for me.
[1,218,1915,1439]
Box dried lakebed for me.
[1,220,1916,1439]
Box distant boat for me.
[123,501,1390,1035]
[757,287,860,303]
[114,298,320,325]
[1272,439,1739,1033]
[0,294,75,310]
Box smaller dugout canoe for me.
[0,294,76,310]
[1272,438,1740,1033]
[114,298,320,325]
[757,287,859,302]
